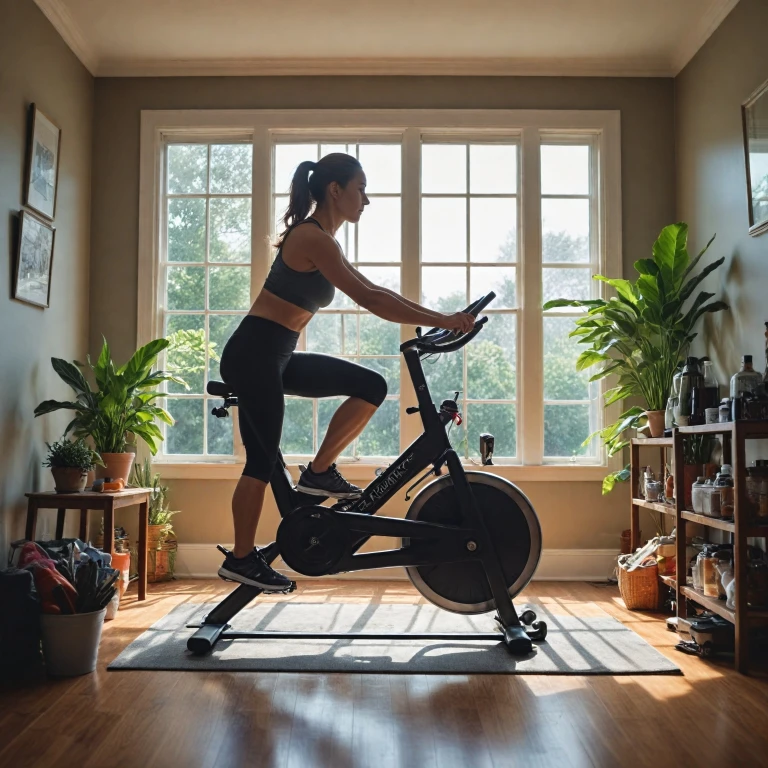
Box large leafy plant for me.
[34,338,184,454]
[543,223,728,493]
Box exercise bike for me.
[187,291,546,655]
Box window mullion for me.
[400,127,421,452]
[520,128,544,465]
[252,127,271,299]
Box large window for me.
[139,110,621,475]
[162,142,253,459]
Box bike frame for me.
[187,294,542,654]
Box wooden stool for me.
[24,488,151,600]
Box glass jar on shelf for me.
[698,548,720,597]
[645,480,663,502]
[714,464,735,520]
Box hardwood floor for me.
[2,579,768,768]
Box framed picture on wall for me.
[742,78,768,236]
[23,104,61,221]
[13,210,56,309]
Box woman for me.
[218,152,476,589]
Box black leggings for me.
[219,315,388,482]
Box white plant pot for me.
[40,607,107,676]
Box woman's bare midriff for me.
[248,289,314,332]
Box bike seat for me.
[207,380,234,398]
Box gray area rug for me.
[108,600,680,675]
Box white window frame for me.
[138,109,622,482]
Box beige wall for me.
[91,76,678,552]
[0,0,94,557]
[676,0,768,382]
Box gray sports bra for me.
[263,218,336,313]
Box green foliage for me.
[42,438,104,470]
[543,222,729,493]
[130,457,180,528]
[34,338,185,455]
[683,435,717,465]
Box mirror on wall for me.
[742,78,768,236]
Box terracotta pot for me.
[684,463,704,511]
[704,462,719,482]
[148,524,168,550]
[95,452,135,484]
[646,409,666,438]
[51,467,88,493]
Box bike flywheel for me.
[404,473,541,614]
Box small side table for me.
[24,488,151,600]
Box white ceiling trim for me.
[33,0,98,74]
[671,0,740,74]
[35,0,738,79]
[96,55,674,79]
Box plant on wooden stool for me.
[33,338,185,482]
[43,438,104,493]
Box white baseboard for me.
[176,544,618,582]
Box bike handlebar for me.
[400,292,496,354]
[414,316,488,354]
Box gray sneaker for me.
[296,463,363,499]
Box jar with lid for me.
[691,476,708,514]
[714,464,735,519]
[698,548,720,597]
[645,479,663,502]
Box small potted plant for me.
[43,438,104,493]
[34,338,185,483]
[131,458,181,581]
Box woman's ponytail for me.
[274,153,362,248]
[280,160,316,236]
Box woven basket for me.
[618,561,660,611]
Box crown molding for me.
[35,0,737,80]
[97,55,674,79]
[671,0,740,75]
[33,0,98,74]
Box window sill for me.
[152,461,612,482]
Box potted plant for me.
[34,338,184,484]
[543,222,728,493]
[130,458,180,581]
[42,438,104,493]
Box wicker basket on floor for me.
[618,560,660,611]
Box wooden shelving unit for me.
[631,421,768,674]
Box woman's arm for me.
[347,258,442,316]
[311,239,474,332]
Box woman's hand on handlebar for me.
[441,312,476,334]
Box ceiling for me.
[34,0,740,78]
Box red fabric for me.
[18,542,56,570]
[30,564,77,614]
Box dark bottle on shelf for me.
[680,357,704,425]
[701,358,720,409]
